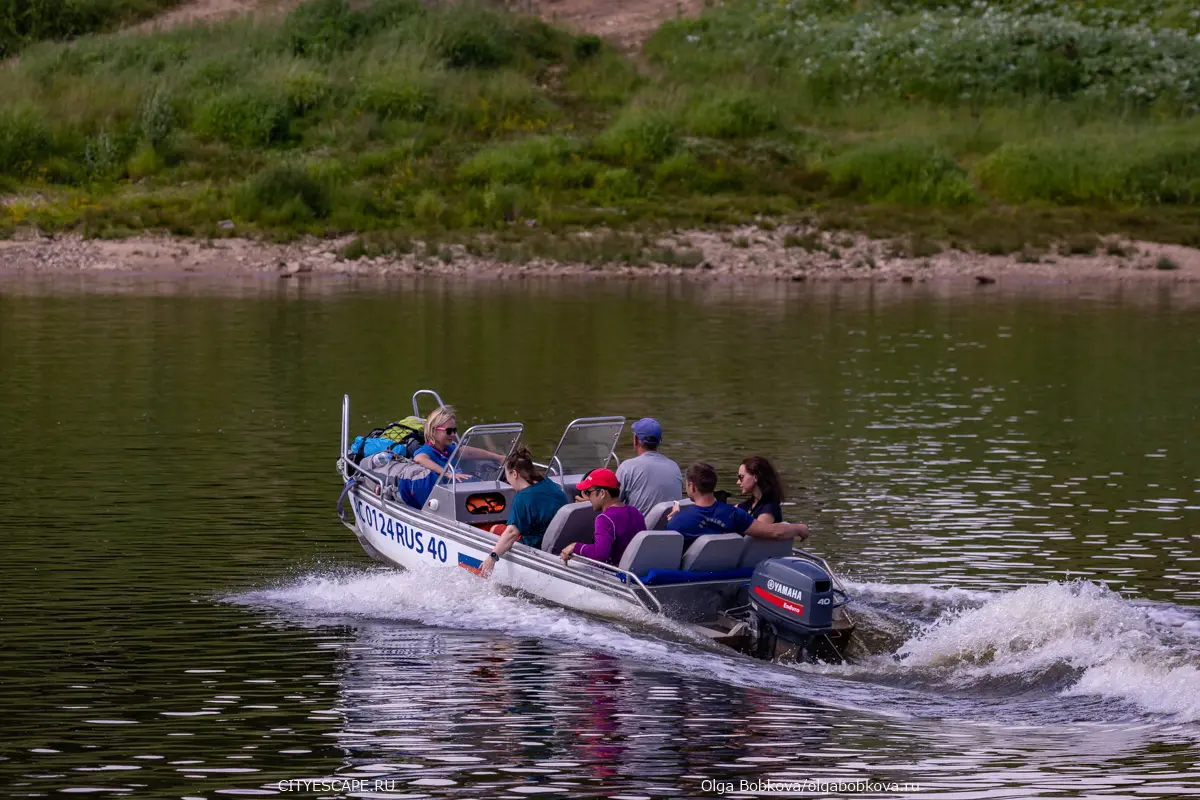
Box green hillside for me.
[3,0,1199,259]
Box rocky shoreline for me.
[2,225,1199,284]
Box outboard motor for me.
[742,557,850,662]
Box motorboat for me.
[336,391,856,663]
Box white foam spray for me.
[883,580,1200,721]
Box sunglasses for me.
[436,426,458,435]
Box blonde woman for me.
[412,406,502,480]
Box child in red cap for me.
[561,468,646,567]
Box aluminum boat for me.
[336,391,856,662]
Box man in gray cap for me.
[615,418,683,518]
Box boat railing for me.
[568,554,663,614]
[338,464,659,612]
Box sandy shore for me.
[2,225,1199,285]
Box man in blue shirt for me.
[668,462,809,550]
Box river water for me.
[1,275,1198,798]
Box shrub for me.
[84,130,131,180]
[652,152,699,186]
[282,0,362,60]
[458,136,578,185]
[975,142,1119,205]
[412,189,447,225]
[827,141,976,206]
[572,34,602,61]
[686,90,779,139]
[233,162,334,224]
[434,6,516,69]
[355,0,423,31]
[276,66,334,115]
[595,108,678,165]
[0,108,52,177]
[193,88,293,147]
[976,135,1200,206]
[435,69,555,133]
[140,87,176,150]
[355,76,437,121]
[460,182,532,226]
[594,167,642,202]
[1122,140,1200,205]
[127,144,165,179]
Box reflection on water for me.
[1,275,1198,797]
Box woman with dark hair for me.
[477,446,568,578]
[735,456,785,524]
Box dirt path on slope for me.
[131,0,701,48]
[131,0,301,32]
[514,0,705,50]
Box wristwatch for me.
[488,552,500,561]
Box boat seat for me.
[681,533,744,572]
[739,536,795,569]
[618,531,685,576]
[644,498,693,531]
[540,502,598,555]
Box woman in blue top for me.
[477,447,568,578]
[412,406,502,479]
[735,456,785,524]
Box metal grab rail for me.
[568,553,663,614]
[412,389,446,418]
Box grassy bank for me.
[2,0,1200,262]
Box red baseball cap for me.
[577,468,619,491]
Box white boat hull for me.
[347,486,645,619]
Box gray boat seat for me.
[552,475,586,502]
[739,535,795,569]
[540,501,598,555]
[617,531,685,576]
[644,498,694,531]
[681,533,744,572]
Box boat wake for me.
[231,567,1200,725]
[836,579,1200,723]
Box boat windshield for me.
[545,416,625,481]
[438,423,523,488]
